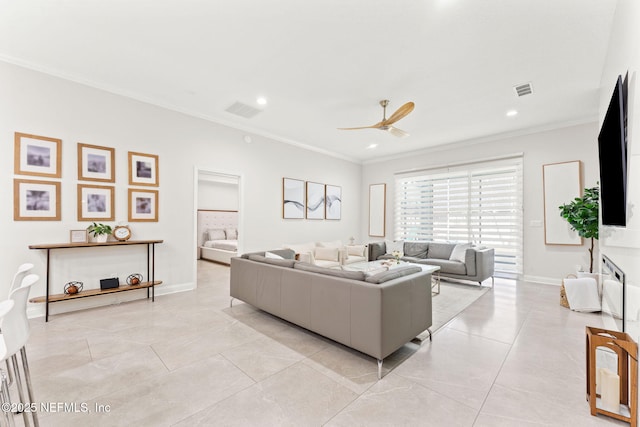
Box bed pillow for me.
[207,229,226,240]
[225,228,238,240]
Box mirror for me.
[543,160,582,245]
[369,183,386,237]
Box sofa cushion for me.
[427,242,456,260]
[283,242,315,255]
[265,251,284,259]
[419,258,466,275]
[401,256,425,263]
[294,262,365,280]
[403,242,428,258]
[365,266,423,284]
[316,240,343,248]
[449,243,472,262]
[346,244,367,257]
[385,240,404,254]
[248,254,296,268]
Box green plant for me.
[558,186,599,273]
[87,222,113,236]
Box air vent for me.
[514,82,533,97]
[225,101,262,119]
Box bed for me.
[197,210,238,265]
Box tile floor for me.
[14,261,627,426]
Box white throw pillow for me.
[316,240,343,248]
[265,251,284,260]
[347,245,366,257]
[385,240,404,254]
[314,247,339,262]
[449,243,472,262]
[207,229,226,240]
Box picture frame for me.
[325,184,342,220]
[14,132,62,178]
[542,160,583,245]
[282,178,305,219]
[129,188,159,222]
[306,181,325,220]
[13,179,61,221]
[77,184,115,221]
[70,229,89,244]
[128,151,159,186]
[78,143,115,182]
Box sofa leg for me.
[377,359,383,380]
[427,328,432,342]
[230,297,235,308]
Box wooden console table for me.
[28,240,163,322]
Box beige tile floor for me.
[13,261,626,426]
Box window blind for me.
[394,157,523,277]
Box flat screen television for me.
[598,73,628,226]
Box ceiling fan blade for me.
[337,125,378,130]
[385,126,410,138]
[382,101,415,126]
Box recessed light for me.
[256,96,267,106]
[367,144,378,149]
[243,135,252,144]
[506,110,518,117]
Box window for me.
[395,156,523,277]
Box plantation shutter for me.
[395,156,523,277]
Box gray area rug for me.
[417,281,490,340]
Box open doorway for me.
[194,168,242,266]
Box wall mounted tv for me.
[598,73,628,226]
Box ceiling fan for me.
[338,99,415,138]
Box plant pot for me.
[95,234,108,243]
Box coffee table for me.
[343,260,441,295]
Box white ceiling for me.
[0,0,618,163]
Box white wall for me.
[598,0,640,338]
[361,122,600,284]
[197,180,239,211]
[0,61,362,317]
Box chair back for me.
[10,263,34,293]
[3,274,38,356]
[0,300,15,360]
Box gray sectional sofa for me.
[230,249,434,378]
[368,241,495,285]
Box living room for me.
[1,0,639,425]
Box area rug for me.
[417,281,490,340]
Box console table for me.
[28,240,163,322]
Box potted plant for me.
[558,186,599,273]
[87,222,113,243]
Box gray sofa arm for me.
[474,248,495,282]
[368,241,386,261]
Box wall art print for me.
[282,178,305,219]
[128,151,159,186]
[77,184,115,221]
[129,188,159,222]
[306,181,325,220]
[13,179,61,221]
[78,143,115,182]
[14,132,62,178]
[325,184,342,220]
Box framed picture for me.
[325,184,342,220]
[543,160,583,245]
[14,132,62,178]
[70,229,89,243]
[78,143,115,182]
[306,181,325,220]
[129,188,158,222]
[128,151,159,186]
[77,184,115,221]
[282,178,305,219]
[13,179,61,221]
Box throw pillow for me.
[225,228,238,240]
[207,229,226,240]
[385,240,404,255]
[449,243,472,262]
[347,245,366,257]
[314,247,339,262]
[265,251,284,260]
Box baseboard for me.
[26,281,196,319]
[523,275,562,286]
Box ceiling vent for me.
[513,82,533,97]
[225,101,262,119]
